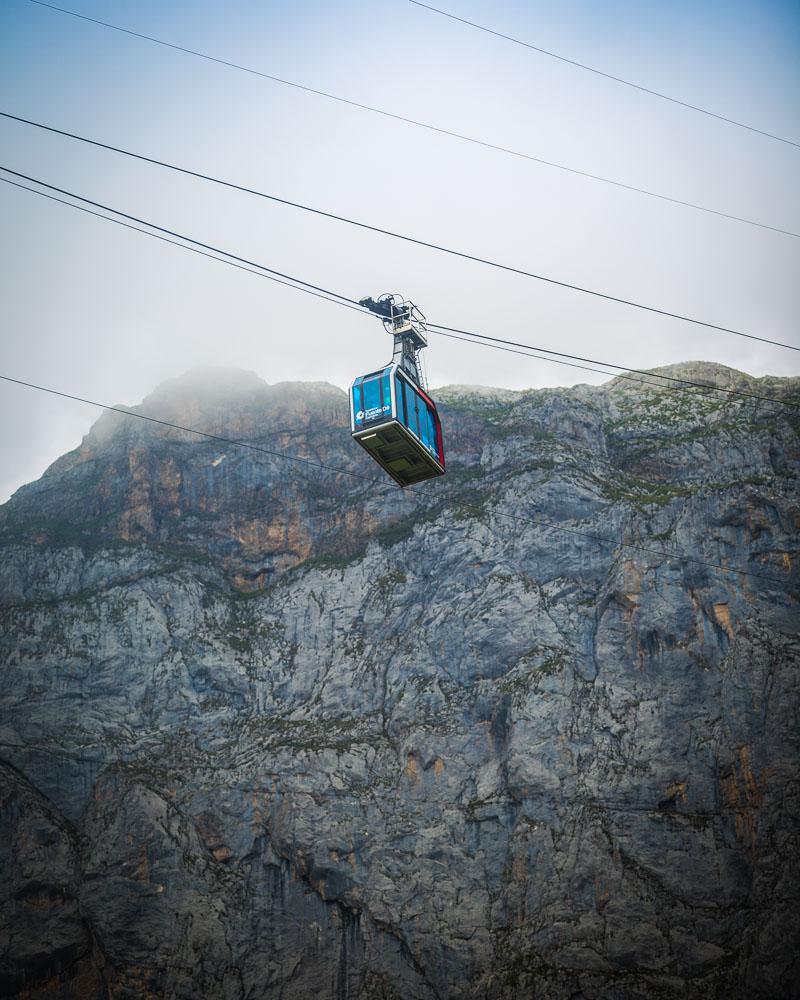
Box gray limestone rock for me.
[0,363,798,999]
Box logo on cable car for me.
[357,404,391,421]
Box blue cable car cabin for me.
[351,364,445,486]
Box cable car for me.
[350,294,445,486]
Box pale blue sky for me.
[1,0,798,500]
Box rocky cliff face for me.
[0,363,798,1000]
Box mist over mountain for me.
[0,363,798,999]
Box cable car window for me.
[417,396,430,448]
[426,402,441,461]
[395,373,441,458]
[420,392,434,453]
[411,389,422,442]
[358,371,392,427]
[400,377,416,437]
[362,376,380,415]
[431,405,440,459]
[352,383,370,431]
[423,403,434,454]
[405,381,416,437]
[394,373,407,427]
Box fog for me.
[1,0,798,502]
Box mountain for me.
[0,363,798,1000]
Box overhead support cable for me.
[408,1,800,150]
[15,2,799,238]
[0,135,795,354]
[0,166,362,309]
[426,324,797,408]
[0,174,680,397]
[428,329,736,400]
[0,176,743,405]
[0,177,374,320]
[2,170,797,415]
[0,370,791,587]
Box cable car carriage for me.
[351,294,445,486]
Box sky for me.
[1,0,798,502]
